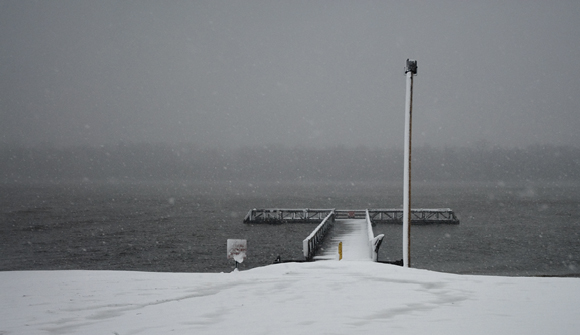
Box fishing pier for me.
[243,208,459,262]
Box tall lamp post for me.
[403,59,417,268]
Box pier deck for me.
[244,207,457,261]
[315,219,372,261]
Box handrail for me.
[367,208,459,224]
[244,208,335,224]
[365,209,374,242]
[366,209,384,262]
[302,211,335,261]
[243,209,253,222]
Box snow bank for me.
[1,262,579,334]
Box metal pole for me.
[403,59,417,268]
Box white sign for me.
[227,239,247,263]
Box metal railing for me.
[367,208,459,224]
[302,211,335,261]
[245,208,458,224]
[366,209,384,262]
[244,208,335,224]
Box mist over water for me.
[2,143,579,183]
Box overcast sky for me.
[1,1,579,149]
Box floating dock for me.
[243,208,459,225]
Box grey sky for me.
[1,1,579,148]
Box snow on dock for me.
[245,207,456,262]
[315,219,372,261]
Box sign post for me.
[403,59,417,268]
[227,239,247,270]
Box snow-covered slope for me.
[2,261,579,334]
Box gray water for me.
[1,180,579,276]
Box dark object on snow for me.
[272,255,308,264]
[378,259,404,266]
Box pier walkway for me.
[243,208,458,262]
[315,219,372,261]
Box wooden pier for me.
[243,207,458,261]
[243,208,459,225]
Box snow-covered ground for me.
[2,261,579,334]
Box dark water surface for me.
[1,181,579,276]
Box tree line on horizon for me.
[1,143,579,183]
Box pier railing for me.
[366,209,385,262]
[245,208,459,225]
[244,208,335,224]
[302,211,335,261]
[367,208,459,224]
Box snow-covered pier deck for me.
[244,208,457,261]
[244,208,389,261]
[314,219,373,261]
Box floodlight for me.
[405,59,417,75]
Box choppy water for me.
[1,180,579,276]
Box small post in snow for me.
[403,59,417,268]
